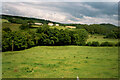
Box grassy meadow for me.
[1,19,119,78]
[2,46,118,78]
[2,23,21,31]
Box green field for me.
[2,46,118,78]
[1,19,119,78]
[2,23,21,31]
[87,34,118,44]
[50,26,67,30]
[1,19,9,23]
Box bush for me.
[86,42,92,46]
[2,31,35,51]
[100,42,114,46]
[19,23,30,30]
[91,41,100,46]
[106,32,117,39]
[3,27,11,32]
[115,42,120,46]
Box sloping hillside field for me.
[2,46,118,78]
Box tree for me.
[91,41,100,46]
[74,29,88,45]
[106,31,117,39]
[19,23,30,30]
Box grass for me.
[2,46,118,78]
[2,23,21,31]
[1,19,9,23]
[31,25,42,28]
[2,22,67,31]
[87,34,118,44]
[50,26,67,30]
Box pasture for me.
[87,34,118,44]
[50,26,67,30]
[1,19,9,23]
[2,23,21,31]
[2,46,118,78]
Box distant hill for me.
[1,14,61,25]
[1,14,118,28]
[1,14,120,40]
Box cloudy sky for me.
[2,2,118,25]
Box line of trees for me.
[76,24,120,39]
[2,25,88,51]
[2,25,120,52]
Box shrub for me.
[19,23,30,30]
[91,41,100,46]
[100,42,114,46]
[86,42,92,46]
[106,32,117,39]
[115,42,120,46]
[3,27,11,32]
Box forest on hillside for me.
[1,15,120,51]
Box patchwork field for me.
[2,46,118,78]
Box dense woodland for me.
[1,14,120,51]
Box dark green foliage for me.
[115,42,120,46]
[2,14,120,39]
[91,41,100,46]
[105,31,117,39]
[58,29,71,45]
[75,29,88,46]
[36,25,88,46]
[3,27,11,32]
[2,24,89,51]
[86,42,92,46]
[2,14,60,25]
[76,24,119,39]
[8,18,27,24]
[86,42,116,47]
[2,31,11,51]
[112,28,120,39]
[19,23,30,30]
[3,14,119,51]
[2,31,35,51]
[100,42,114,46]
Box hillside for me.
[1,14,61,25]
[1,14,119,78]
[2,14,120,52]
[2,14,120,39]
[1,14,118,28]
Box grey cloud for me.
[2,2,118,25]
[2,0,119,2]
